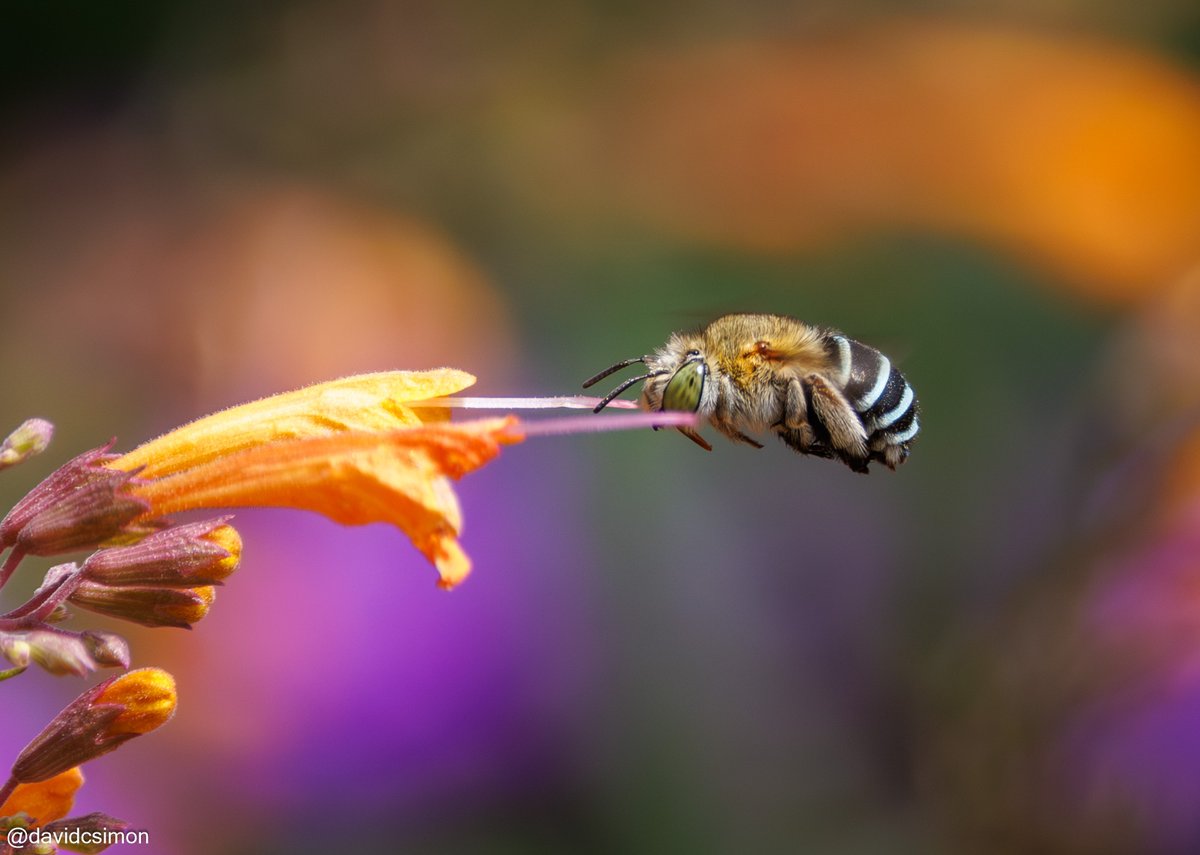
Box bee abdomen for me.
[825,334,920,467]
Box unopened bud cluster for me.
[0,628,129,679]
[1,421,198,849]
[1,425,242,675]
[70,520,241,629]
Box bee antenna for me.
[593,370,670,413]
[582,357,646,389]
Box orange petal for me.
[0,767,84,823]
[95,667,178,736]
[129,417,523,588]
[113,369,476,478]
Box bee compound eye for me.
[661,359,706,412]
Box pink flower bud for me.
[0,419,54,470]
[69,582,216,629]
[82,519,241,586]
[0,446,149,556]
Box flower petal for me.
[113,369,476,478]
[0,768,84,823]
[95,668,178,736]
[128,417,522,588]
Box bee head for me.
[583,338,709,415]
[660,352,706,413]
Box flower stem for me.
[0,566,84,626]
[0,548,23,592]
[0,776,16,808]
[0,665,27,682]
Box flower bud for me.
[24,631,97,678]
[82,519,241,586]
[79,632,130,670]
[93,668,177,736]
[10,669,177,784]
[1,634,32,669]
[0,419,54,470]
[0,446,150,555]
[69,582,215,629]
[0,628,126,678]
[41,812,132,854]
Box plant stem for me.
[0,776,17,809]
[0,549,22,592]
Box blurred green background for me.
[3,1,1200,853]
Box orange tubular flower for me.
[0,768,83,824]
[109,371,524,589]
[114,369,476,478]
[127,419,519,589]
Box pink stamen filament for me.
[509,411,698,439]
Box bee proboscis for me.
[583,313,919,473]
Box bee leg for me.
[732,432,765,449]
[876,443,907,470]
[714,422,764,448]
[676,426,714,451]
[776,378,819,447]
[804,374,868,463]
[778,430,834,458]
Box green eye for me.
[661,359,706,412]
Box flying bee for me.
[582,313,919,473]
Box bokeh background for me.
[3,1,1200,853]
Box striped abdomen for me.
[823,334,919,470]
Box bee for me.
[582,313,919,473]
